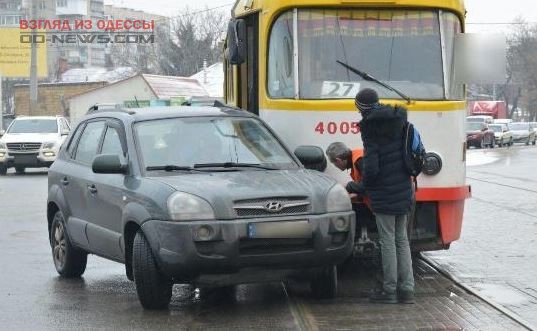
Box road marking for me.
[282,283,319,331]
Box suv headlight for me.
[42,142,56,149]
[326,184,352,213]
[167,192,215,221]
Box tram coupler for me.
[353,225,377,257]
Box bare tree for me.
[159,6,228,76]
[504,19,537,120]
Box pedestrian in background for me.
[355,88,415,304]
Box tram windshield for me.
[268,9,463,100]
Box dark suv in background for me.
[466,121,495,148]
[47,105,355,309]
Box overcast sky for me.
[104,0,537,34]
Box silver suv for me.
[0,116,70,175]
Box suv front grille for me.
[233,197,311,218]
[7,142,42,152]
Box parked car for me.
[0,116,70,175]
[466,122,495,148]
[47,106,355,309]
[509,122,536,145]
[488,124,513,147]
[466,115,494,124]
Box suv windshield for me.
[7,119,58,134]
[466,122,483,131]
[136,117,298,170]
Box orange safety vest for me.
[349,149,371,209]
[350,149,364,182]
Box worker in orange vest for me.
[326,142,382,292]
[325,142,370,207]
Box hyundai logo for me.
[264,201,283,213]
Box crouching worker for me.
[325,142,376,253]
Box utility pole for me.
[29,0,38,116]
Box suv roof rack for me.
[87,103,135,115]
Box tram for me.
[223,0,472,253]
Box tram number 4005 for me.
[314,121,360,135]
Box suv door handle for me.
[61,177,69,186]
[87,184,98,194]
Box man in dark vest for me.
[355,88,415,304]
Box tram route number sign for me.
[321,81,361,98]
[315,121,360,135]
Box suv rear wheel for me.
[133,230,173,309]
[50,211,87,277]
[310,265,337,299]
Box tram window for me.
[441,11,464,100]
[296,9,444,100]
[267,11,294,98]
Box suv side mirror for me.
[294,145,327,172]
[61,129,69,136]
[92,154,128,174]
[0,129,5,137]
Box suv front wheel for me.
[133,230,173,309]
[0,165,6,175]
[50,211,87,277]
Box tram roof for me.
[232,0,466,21]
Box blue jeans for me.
[374,213,414,293]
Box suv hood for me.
[148,169,339,218]
[0,133,58,143]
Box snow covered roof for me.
[190,62,224,98]
[61,67,136,83]
[142,74,209,99]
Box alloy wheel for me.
[53,220,67,270]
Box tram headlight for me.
[423,152,442,176]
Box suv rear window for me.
[8,119,58,133]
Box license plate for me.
[14,154,38,165]
[247,220,311,239]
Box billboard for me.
[0,28,48,78]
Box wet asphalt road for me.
[427,143,537,328]
[0,145,534,330]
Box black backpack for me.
[402,121,426,190]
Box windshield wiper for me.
[336,60,412,104]
[146,165,200,172]
[193,162,277,170]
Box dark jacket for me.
[359,104,412,215]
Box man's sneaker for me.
[398,290,415,304]
[369,291,397,304]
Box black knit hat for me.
[355,88,379,112]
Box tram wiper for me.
[336,60,412,104]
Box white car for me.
[509,122,536,145]
[0,116,70,175]
[488,123,513,147]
